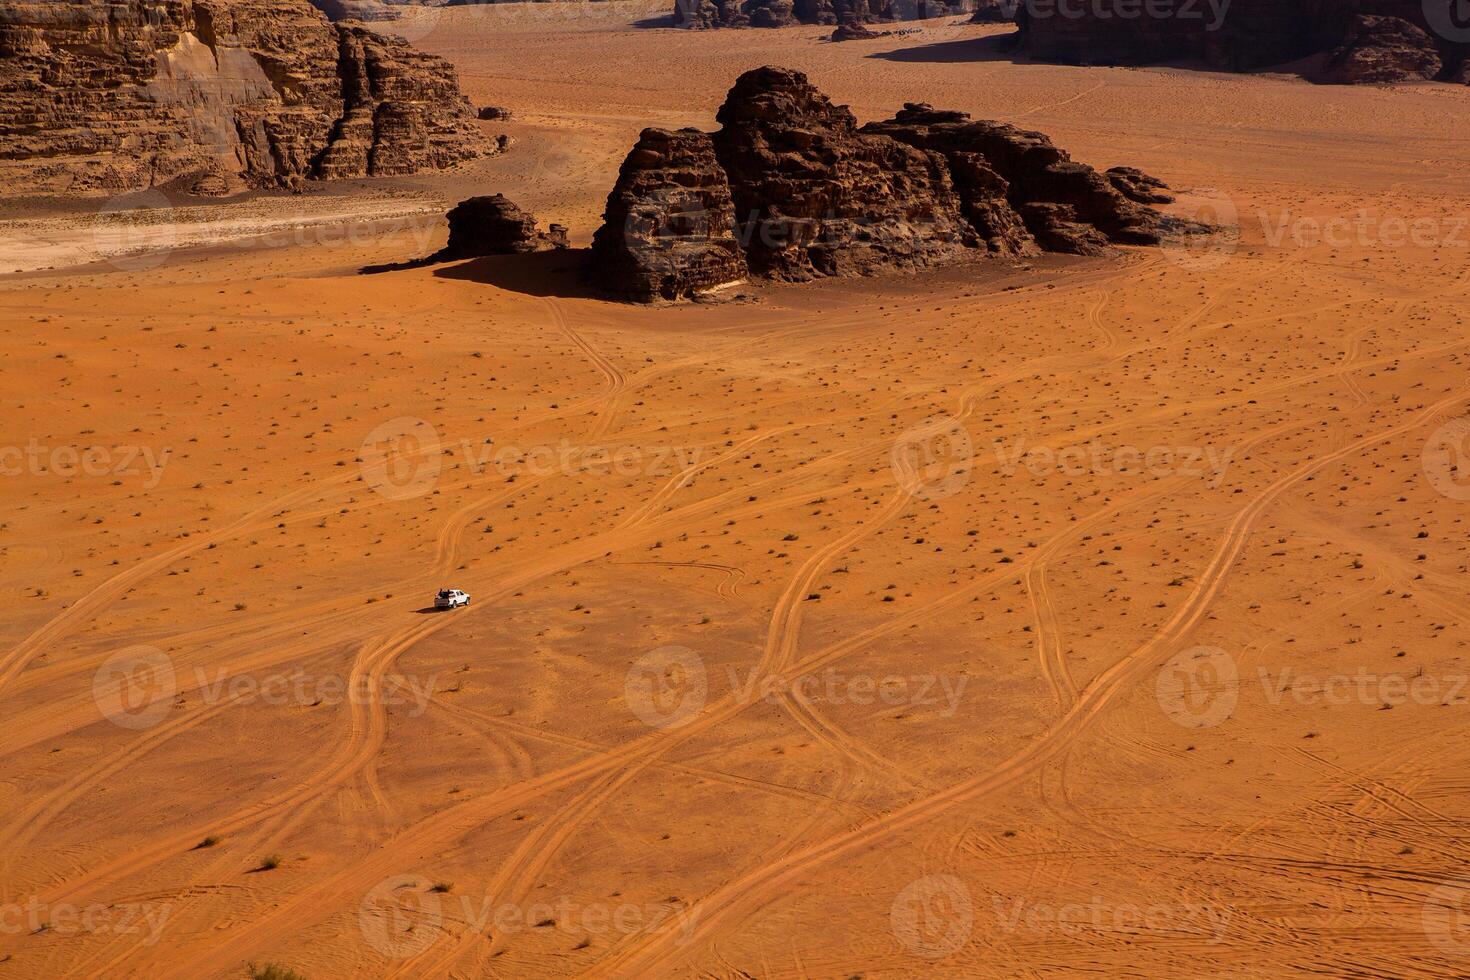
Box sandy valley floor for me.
[2,4,1470,977]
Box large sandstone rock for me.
[0,0,493,198]
[676,0,969,29]
[712,67,971,280]
[587,67,1165,300]
[1321,14,1442,83]
[1014,0,1470,84]
[588,127,749,302]
[431,194,568,262]
[865,102,1162,254]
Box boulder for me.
[432,195,569,262]
[1106,166,1174,204]
[831,20,885,40]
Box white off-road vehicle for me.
[434,588,470,610]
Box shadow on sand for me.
[361,249,598,300]
[867,32,1021,64]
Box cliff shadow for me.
[429,249,598,299]
[868,31,1021,63]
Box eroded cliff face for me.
[587,67,1164,301]
[1014,0,1470,83]
[0,0,491,198]
[675,0,968,30]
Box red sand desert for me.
[2,4,1470,978]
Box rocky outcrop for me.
[1321,14,1442,83]
[831,20,886,40]
[588,127,749,302]
[1106,166,1174,204]
[864,103,1162,255]
[968,0,1012,23]
[676,0,969,30]
[0,0,493,198]
[430,194,567,262]
[1014,0,1470,84]
[587,67,1165,300]
[712,68,972,280]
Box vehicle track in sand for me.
[581,393,1468,977]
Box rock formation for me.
[1321,14,1443,83]
[587,67,1165,300]
[830,20,887,40]
[968,0,1011,23]
[675,0,969,30]
[1013,0,1470,84]
[0,0,493,198]
[431,195,568,262]
[1106,166,1174,205]
[587,127,749,302]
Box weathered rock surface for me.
[1321,14,1442,83]
[587,67,1164,300]
[865,102,1162,255]
[968,0,1012,23]
[676,0,968,30]
[431,194,568,262]
[588,127,749,301]
[713,68,971,280]
[0,0,493,198]
[830,20,886,40]
[1015,0,1470,84]
[1106,166,1174,204]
